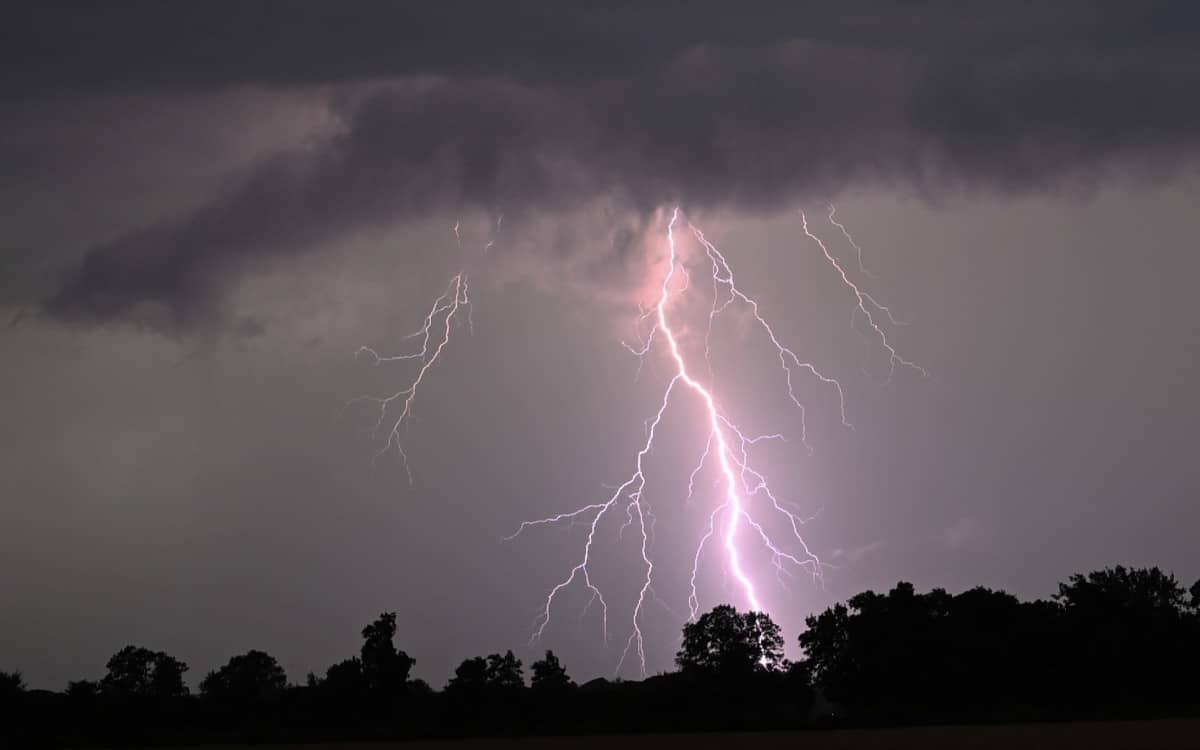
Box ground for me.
[181,718,1199,750]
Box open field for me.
[178,718,1200,750]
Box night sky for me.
[3,2,1199,690]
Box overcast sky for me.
[2,1,1199,690]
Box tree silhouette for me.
[1055,566,1190,615]
[446,656,489,695]
[676,605,785,676]
[200,649,287,702]
[65,680,99,699]
[798,582,1044,716]
[446,651,524,694]
[360,612,415,695]
[0,670,24,699]
[100,646,188,698]
[6,564,1200,745]
[531,650,573,693]
[322,657,365,697]
[1054,565,1195,709]
[487,650,524,690]
[795,568,1200,720]
[796,601,852,698]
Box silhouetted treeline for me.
[2,566,1198,746]
[801,567,1200,723]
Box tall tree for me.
[486,650,524,690]
[676,605,785,676]
[360,612,416,694]
[531,650,573,693]
[796,602,852,695]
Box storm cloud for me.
[5,2,1200,693]
[10,1,1200,331]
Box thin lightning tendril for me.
[352,272,471,484]
[827,203,875,279]
[800,211,926,382]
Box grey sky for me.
[1,2,1198,690]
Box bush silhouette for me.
[200,650,287,703]
[100,646,188,699]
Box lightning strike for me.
[507,207,922,677]
[359,205,922,678]
[353,272,471,483]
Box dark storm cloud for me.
[12,1,1200,330]
[8,2,1196,95]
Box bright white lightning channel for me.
[506,206,924,677]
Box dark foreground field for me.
[177,718,1200,750]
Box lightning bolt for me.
[506,207,921,677]
[352,272,471,483]
[358,205,922,678]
